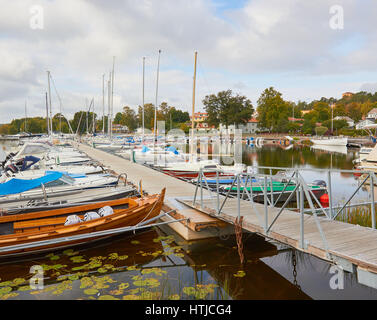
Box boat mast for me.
[92,98,95,134]
[107,73,111,137]
[191,51,198,159]
[154,50,161,145]
[47,71,53,135]
[45,92,49,135]
[110,56,115,141]
[142,56,145,141]
[24,100,27,133]
[102,74,105,134]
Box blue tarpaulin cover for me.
[165,146,179,155]
[0,172,63,196]
[45,171,86,179]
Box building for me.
[190,112,208,123]
[356,119,375,130]
[112,124,128,133]
[367,108,377,120]
[342,92,354,98]
[301,110,311,116]
[219,118,260,134]
[333,116,354,128]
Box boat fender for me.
[64,215,83,226]
[84,211,101,221]
[98,206,114,217]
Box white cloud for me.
[0,0,376,123]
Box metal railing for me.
[191,166,377,257]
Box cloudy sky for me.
[0,0,377,123]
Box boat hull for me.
[0,189,165,257]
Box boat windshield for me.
[43,174,75,187]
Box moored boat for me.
[0,188,166,257]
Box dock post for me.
[200,169,203,209]
[370,172,376,230]
[237,174,241,219]
[327,171,333,219]
[269,168,274,207]
[264,175,268,232]
[295,170,299,210]
[300,182,305,249]
[216,170,220,214]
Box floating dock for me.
[75,142,234,240]
[75,141,377,290]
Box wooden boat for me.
[0,188,165,257]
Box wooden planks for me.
[180,196,377,275]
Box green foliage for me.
[202,90,254,129]
[256,87,290,132]
[315,126,328,136]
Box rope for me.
[234,216,245,265]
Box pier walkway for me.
[76,142,377,288]
[74,142,231,240]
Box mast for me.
[142,56,145,141]
[86,98,89,135]
[47,71,52,135]
[191,51,198,158]
[110,56,115,140]
[24,100,27,132]
[154,49,161,144]
[102,74,105,134]
[45,92,49,135]
[107,74,111,137]
[92,98,95,134]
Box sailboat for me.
[310,104,348,146]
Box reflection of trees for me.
[242,146,354,172]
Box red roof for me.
[288,117,304,122]
[248,118,259,123]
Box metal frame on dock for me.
[190,166,377,285]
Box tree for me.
[257,87,290,132]
[346,102,362,122]
[315,126,328,136]
[202,90,253,129]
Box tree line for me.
[1,88,376,135]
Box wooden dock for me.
[75,141,377,288]
[74,142,233,240]
[178,196,377,287]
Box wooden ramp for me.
[178,196,377,284]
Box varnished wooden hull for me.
[0,189,166,257]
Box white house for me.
[219,118,260,134]
[367,108,377,120]
[356,119,375,130]
[333,116,354,128]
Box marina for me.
[2,0,377,304]
[1,135,377,300]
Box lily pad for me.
[84,288,99,295]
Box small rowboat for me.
[0,188,166,257]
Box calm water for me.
[0,140,376,300]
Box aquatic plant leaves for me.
[98,295,119,300]
[233,270,246,278]
[70,256,86,263]
[84,288,99,295]
[63,249,80,256]
[141,268,166,277]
